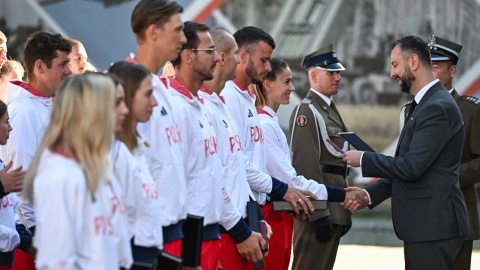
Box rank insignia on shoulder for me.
[296,115,308,126]
[460,95,480,105]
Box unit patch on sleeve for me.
[296,115,308,126]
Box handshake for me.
[342,187,369,212]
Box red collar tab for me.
[11,81,48,98]
[199,85,212,95]
[233,79,255,99]
[169,77,194,100]
[219,96,226,104]
[125,56,139,64]
[256,107,273,118]
[53,146,79,161]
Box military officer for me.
[289,44,351,270]
[400,35,480,270]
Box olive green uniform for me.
[289,90,352,270]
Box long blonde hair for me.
[24,73,116,202]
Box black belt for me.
[321,164,349,177]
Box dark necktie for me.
[405,100,417,123]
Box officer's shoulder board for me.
[459,95,480,105]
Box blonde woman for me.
[24,73,121,269]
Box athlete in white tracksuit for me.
[221,80,290,204]
[0,81,52,232]
[169,78,252,269]
[257,106,329,199]
[137,75,187,255]
[111,138,163,249]
[33,150,119,270]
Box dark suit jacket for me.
[363,81,468,243]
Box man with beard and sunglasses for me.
[342,35,468,270]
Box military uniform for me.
[289,44,351,270]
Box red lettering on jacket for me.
[142,183,159,200]
[204,136,218,157]
[111,196,127,215]
[94,216,114,236]
[229,135,242,153]
[166,124,183,146]
[249,126,264,144]
[0,196,13,209]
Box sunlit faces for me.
[265,67,294,108]
[245,41,273,85]
[131,75,157,123]
[313,68,341,98]
[223,41,239,82]
[68,44,88,74]
[390,45,415,94]
[115,84,129,132]
[42,50,72,97]
[0,42,6,68]
[192,31,220,81]
[156,13,187,62]
[0,111,12,145]
[432,61,455,89]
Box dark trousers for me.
[455,240,473,270]
[404,237,463,270]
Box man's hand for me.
[341,187,369,211]
[236,232,265,262]
[0,161,25,193]
[315,217,333,243]
[342,150,364,168]
[283,186,318,215]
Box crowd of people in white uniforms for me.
[0,1,366,269]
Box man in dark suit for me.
[289,44,352,270]
[401,35,480,270]
[343,35,469,270]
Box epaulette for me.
[459,95,480,105]
[401,100,413,108]
[301,97,312,104]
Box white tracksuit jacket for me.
[0,81,52,229]
[198,88,253,219]
[257,106,328,200]
[168,78,243,237]
[220,80,274,204]
[111,139,163,249]
[34,149,119,270]
[137,75,187,239]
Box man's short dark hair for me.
[391,35,432,69]
[171,21,211,67]
[131,0,183,41]
[210,28,235,55]
[233,26,275,54]
[23,32,71,79]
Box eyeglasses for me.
[189,47,217,54]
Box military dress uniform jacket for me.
[289,90,351,225]
[452,90,480,241]
[401,89,480,241]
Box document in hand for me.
[272,200,327,212]
[337,132,376,152]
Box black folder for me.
[272,200,327,212]
[157,251,182,270]
[182,214,204,267]
[130,240,160,270]
[337,132,376,152]
[246,201,266,268]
